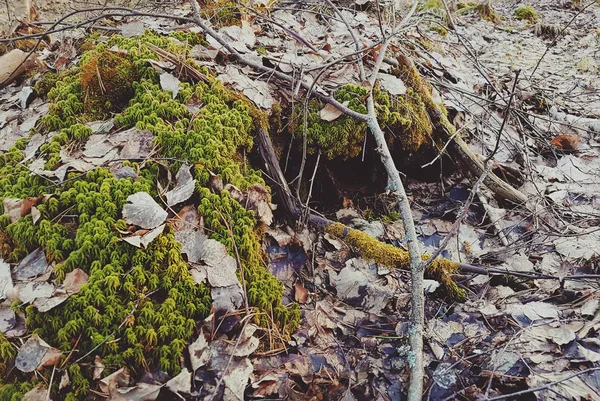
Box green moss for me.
[79,50,140,119]
[419,0,443,13]
[477,2,501,24]
[0,30,299,399]
[430,25,448,36]
[293,85,368,160]
[325,223,465,300]
[514,5,538,23]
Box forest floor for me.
[1,0,600,400]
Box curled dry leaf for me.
[122,192,167,230]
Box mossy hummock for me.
[0,31,298,400]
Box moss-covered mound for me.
[0,31,299,400]
[293,63,441,163]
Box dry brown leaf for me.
[319,103,344,122]
[551,134,581,151]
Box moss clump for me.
[293,85,368,160]
[80,50,140,119]
[419,0,444,13]
[477,2,501,24]
[325,222,465,300]
[514,5,538,23]
[430,25,449,36]
[197,0,241,26]
[0,30,299,400]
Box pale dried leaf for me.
[0,304,15,333]
[378,73,407,95]
[121,21,145,38]
[122,192,167,229]
[13,249,48,281]
[63,268,89,294]
[22,386,51,401]
[15,334,61,372]
[189,331,210,371]
[0,259,13,299]
[160,72,181,99]
[223,358,253,401]
[319,103,344,122]
[166,367,192,398]
[166,164,196,207]
[140,224,165,248]
[59,371,70,390]
[3,198,23,224]
[93,355,105,380]
[19,282,55,304]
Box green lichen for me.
[0,30,299,400]
[514,5,538,23]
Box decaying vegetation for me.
[0,0,599,400]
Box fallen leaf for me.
[160,72,181,99]
[140,224,165,248]
[189,331,210,371]
[295,282,309,303]
[15,334,62,372]
[60,269,88,293]
[378,73,407,95]
[122,192,167,229]
[19,86,33,109]
[319,103,344,122]
[59,371,70,390]
[0,49,37,88]
[0,303,16,333]
[165,164,196,207]
[12,249,49,281]
[166,367,192,399]
[21,386,51,401]
[99,367,131,395]
[551,134,581,151]
[0,259,13,299]
[121,21,145,38]
[19,281,55,304]
[93,355,105,380]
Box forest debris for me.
[15,334,62,372]
[2,196,44,224]
[160,72,181,99]
[319,103,345,122]
[122,192,168,229]
[166,368,192,399]
[0,303,15,333]
[378,73,407,95]
[551,134,581,151]
[121,21,145,38]
[166,163,196,207]
[0,49,37,88]
[0,259,13,299]
[330,258,395,314]
[12,248,50,281]
[219,66,274,109]
[22,386,51,401]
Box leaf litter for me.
[1,0,600,399]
